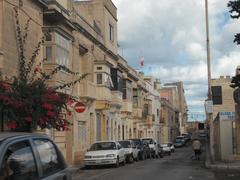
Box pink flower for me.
[47,111,56,117]
[34,67,42,73]
[67,111,72,116]
[25,117,32,123]
[42,103,53,110]
[7,122,17,129]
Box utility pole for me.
[205,0,214,162]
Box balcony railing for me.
[78,80,96,100]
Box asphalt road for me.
[73,143,240,180]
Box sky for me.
[112,0,240,121]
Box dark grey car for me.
[0,133,71,180]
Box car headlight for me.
[85,155,92,159]
[106,154,115,158]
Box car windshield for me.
[130,139,140,145]
[175,139,183,143]
[90,142,116,151]
[119,141,131,148]
[142,139,153,144]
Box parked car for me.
[167,142,175,152]
[118,140,138,163]
[157,144,164,158]
[161,143,171,155]
[142,138,159,158]
[182,133,191,142]
[84,141,125,168]
[0,133,71,180]
[174,137,185,148]
[129,138,148,160]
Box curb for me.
[205,163,240,170]
[69,165,84,174]
[204,140,240,170]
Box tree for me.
[0,8,88,132]
[228,0,240,44]
[228,1,240,90]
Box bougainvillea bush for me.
[0,8,87,132]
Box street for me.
[73,144,240,180]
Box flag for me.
[140,56,144,67]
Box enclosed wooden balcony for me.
[121,100,133,113]
[111,91,123,106]
[96,86,112,102]
[78,80,96,100]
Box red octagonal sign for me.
[75,102,86,113]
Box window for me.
[211,86,222,105]
[33,139,63,177]
[0,141,37,180]
[97,74,102,84]
[122,79,132,100]
[111,68,123,91]
[97,66,102,70]
[133,88,141,107]
[45,33,52,41]
[44,32,70,66]
[78,121,87,150]
[109,24,114,41]
[46,46,52,60]
[55,33,70,67]
[142,104,149,118]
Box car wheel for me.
[159,153,163,158]
[135,155,139,161]
[168,152,171,156]
[115,157,119,168]
[129,154,134,163]
[84,165,91,169]
[122,158,126,166]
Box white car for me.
[84,141,125,168]
[142,138,159,158]
[119,140,139,163]
[161,143,171,155]
[167,142,175,152]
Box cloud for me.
[112,0,240,119]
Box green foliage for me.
[228,0,240,44]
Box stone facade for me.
[159,86,180,143]
[211,76,238,162]
[0,0,188,165]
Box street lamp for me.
[204,0,214,162]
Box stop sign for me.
[75,102,86,113]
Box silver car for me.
[0,133,71,180]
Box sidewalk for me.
[204,140,240,170]
[69,164,85,175]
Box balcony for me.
[133,107,142,119]
[121,100,133,113]
[78,80,96,100]
[111,91,123,106]
[96,86,112,101]
[141,115,153,127]
[43,63,72,86]
[43,0,72,25]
